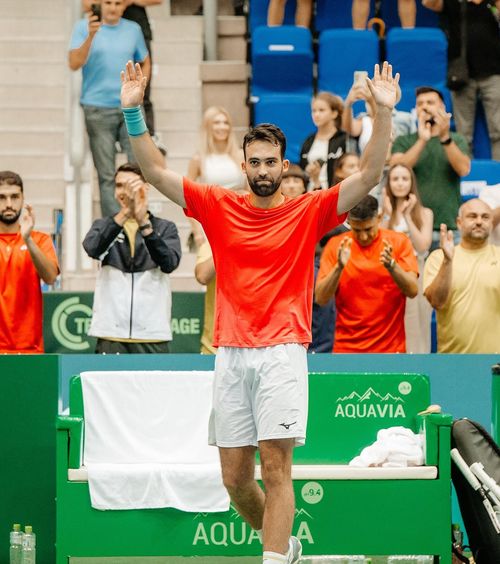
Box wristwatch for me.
[388,258,396,270]
[139,222,152,232]
[440,137,452,146]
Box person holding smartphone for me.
[69,0,151,217]
[299,92,347,190]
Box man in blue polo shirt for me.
[69,0,150,217]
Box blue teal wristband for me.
[122,106,148,137]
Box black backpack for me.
[451,418,500,564]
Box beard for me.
[0,209,22,225]
[248,174,282,197]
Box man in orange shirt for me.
[0,171,59,353]
[316,195,418,353]
[120,60,398,564]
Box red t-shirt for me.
[0,231,59,353]
[183,178,347,347]
[317,229,418,353]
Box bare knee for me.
[261,458,292,490]
[222,470,255,496]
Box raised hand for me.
[417,113,432,142]
[439,223,455,261]
[20,204,35,241]
[305,161,321,186]
[401,193,417,216]
[434,108,452,141]
[131,180,149,224]
[337,237,352,269]
[120,60,148,108]
[87,11,101,37]
[380,238,395,269]
[366,61,400,110]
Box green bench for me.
[56,372,453,563]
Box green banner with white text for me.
[43,291,205,354]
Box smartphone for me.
[91,2,101,21]
[353,70,368,86]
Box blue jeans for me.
[83,105,135,217]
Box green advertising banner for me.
[43,292,205,354]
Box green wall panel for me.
[0,355,59,564]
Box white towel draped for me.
[81,370,230,512]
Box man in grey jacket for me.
[83,162,181,353]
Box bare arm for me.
[140,54,151,81]
[195,256,216,286]
[315,238,351,306]
[338,63,399,213]
[68,14,100,70]
[421,0,443,12]
[404,203,433,254]
[493,206,500,229]
[122,61,185,207]
[424,225,454,309]
[441,138,471,177]
[387,263,418,298]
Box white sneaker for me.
[287,536,302,563]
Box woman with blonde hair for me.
[187,106,246,249]
[299,91,346,191]
[381,163,433,353]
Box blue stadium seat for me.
[253,94,314,163]
[314,0,374,31]
[317,29,379,98]
[251,26,314,98]
[386,27,448,111]
[249,0,297,35]
[460,159,500,201]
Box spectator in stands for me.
[82,162,181,353]
[342,80,415,156]
[423,0,500,160]
[316,195,418,353]
[352,0,416,28]
[391,86,471,249]
[0,171,59,353]
[81,0,163,146]
[280,164,308,199]
[380,164,433,352]
[69,0,150,217]
[267,0,313,27]
[187,106,246,249]
[300,92,346,191]
[424,198,500,353]
[332,152,360,185]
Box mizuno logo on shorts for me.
[279,421,297,430]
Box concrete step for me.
[153,41,203,65]
[0,107,66,127]
[0,38,67,62]
[0,153,65,176]
[0,85,65,107]
[0,129,65,152]
[1,61,66,86]
[150,17,203,39]
[155,109,200,130]
[151,87,201,111]
[0,0,66,19]
[0,18,66,37]
[154,64,200,88]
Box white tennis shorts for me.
[208,343,308,448]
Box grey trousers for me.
[451,74,500,161]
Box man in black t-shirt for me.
[423,0,500,160]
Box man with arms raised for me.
[120,60,399,564]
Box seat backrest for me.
[318,29,379,98]
[460,159,500,200]
[249,0,297,35]
[251,25,313,97]
[253,94,314,163]
[381,1,439,29]
[315,0,374,31]
[294,372,431,464]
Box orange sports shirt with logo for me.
[318,229,418,353]
[183,178,347,348]
[0,231,59,353]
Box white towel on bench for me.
[349,426,424,468]
[81,370,230,512]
